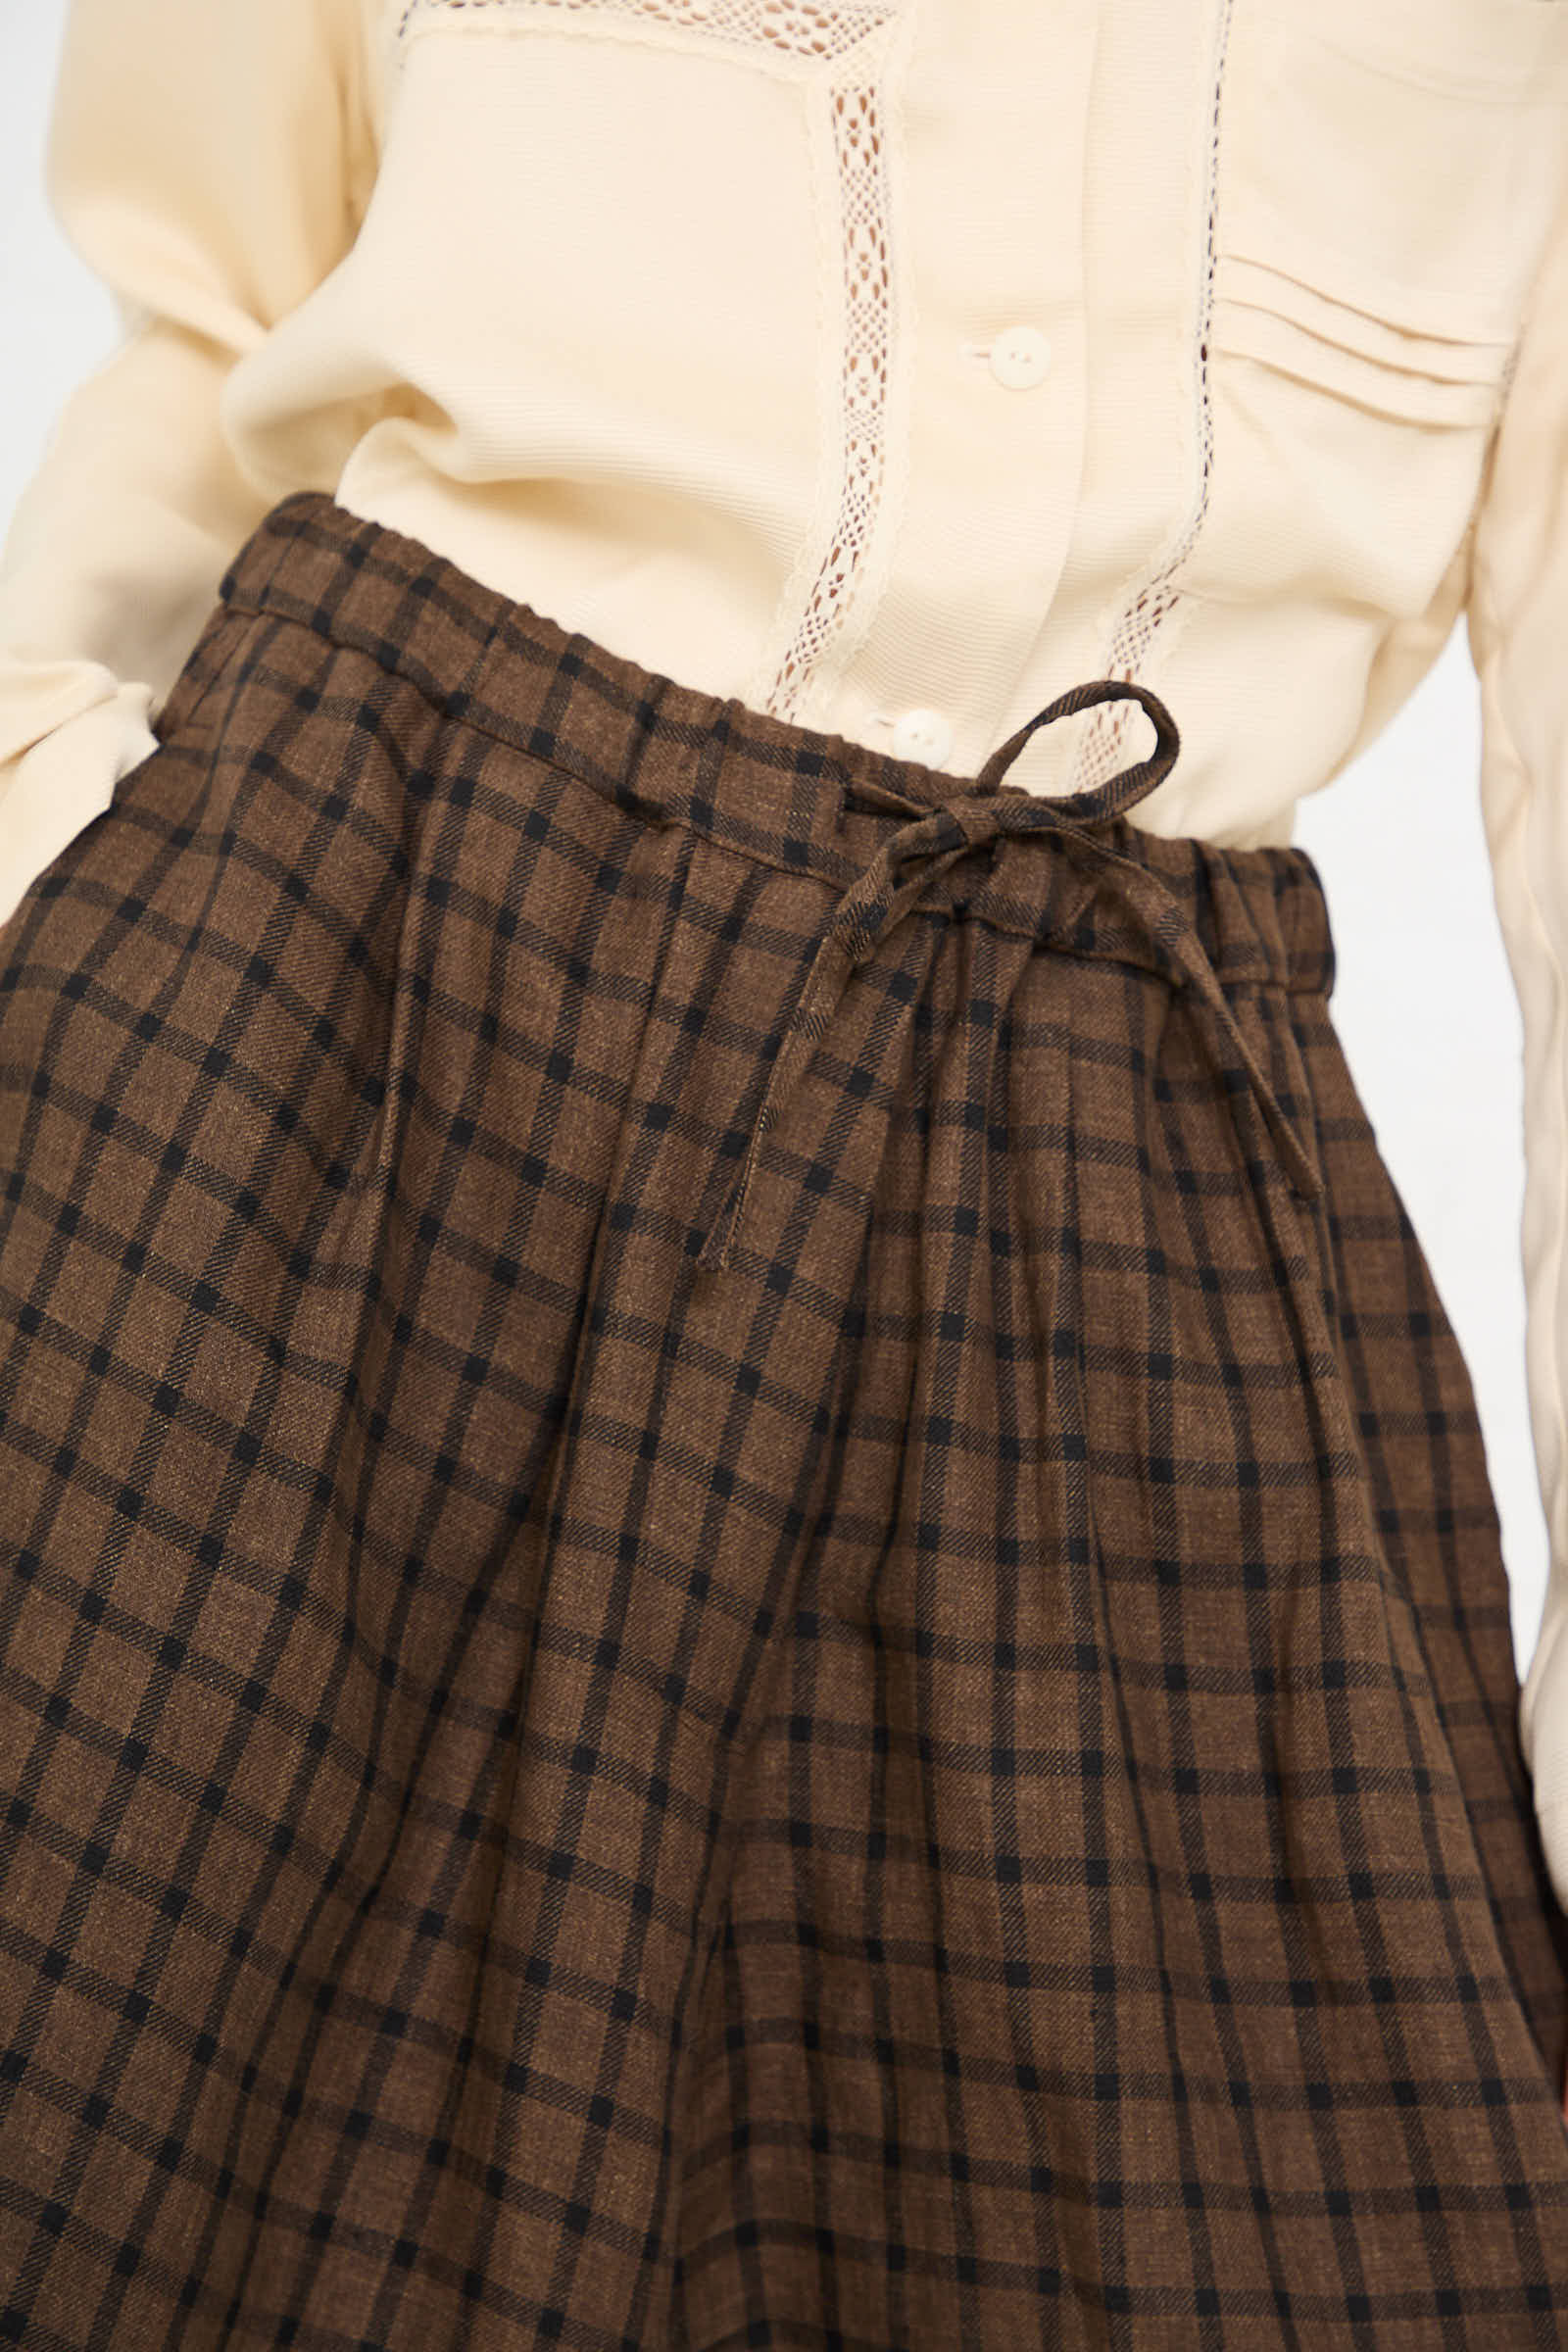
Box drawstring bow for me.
[696,678,1323,1275]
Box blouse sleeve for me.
[0,0,376,933]
[1465,173,1568,1913]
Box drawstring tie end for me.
[692,679,1323,1277]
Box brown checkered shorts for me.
[2,490,1566,2348]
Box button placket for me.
[870,326,1056,769]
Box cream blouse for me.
[5,0,1568,1902]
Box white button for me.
[890,708,955,769]
[989,325,1052,390]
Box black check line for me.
[1348,1141,1539,1834]
[981,933,1077,2313]
[345,725,624,2350]
[604,853,945,2333]
[1112,956,1227,2323]
[1311,1076,1558,2311]
[1296,1076,1478,2329]
[1156,983,1354,2336]
[909,918,994,2335]
[529,844,816,2342]
[859,1242,920,2345]
[1273,1008,1554,2321]
[265,734,553,2335]
[26,633,427,2336]
[0,2164,192,2352]
[1057,1015,1146,2335]
[1249,1051,1423,2335]
[0,716,326,2277]
[66,658,442,2346]
[207,764,696,2336]
[363,772,708,2340]
[795,1265,873,2349]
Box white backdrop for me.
[1,5,1549,1689]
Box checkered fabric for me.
[2,489,1566,2348]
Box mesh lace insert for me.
[396,0,904,727]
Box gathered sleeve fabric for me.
[0,0,377,932]
[1465,172,1568,1913]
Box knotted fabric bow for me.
[696,678,1324,1275]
